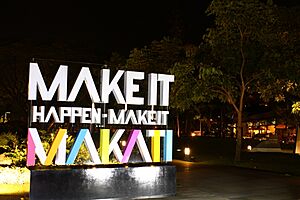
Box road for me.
[154,160,300,200]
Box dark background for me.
[0,0,297,60]
[0,1,212,60]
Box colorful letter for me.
[151,130,161,162]
[109,129,125,162]
[100,129,110,164]
[121,130,152,163]
[26,128,67,166]
[163,130,173,162]
[44,129,68,165]
[66,129,101,164]
[146,130,173,162]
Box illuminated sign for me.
[27,63,174,166]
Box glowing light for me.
[184,147,190,156]
[247,145,252,151]
[121,140,127,147]
[133,166,160,183]
[86,168,112,182]
[191,133,196,137]
[0,184,30,195]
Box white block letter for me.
[158,74,174,106]
[68,67,100,103]
[148,73,157,106]
[124,71,144,105]
[101,69,125,104]
[28,63,68,101]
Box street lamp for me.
[184,147,190,156]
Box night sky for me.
[0,1,212,59]
[0,0,297,61]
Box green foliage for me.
[170,62,197,111]
[292,102,300,115]
[105,52,127,70]
[204,0,277,88]
[171,0,293,161]
[187,0,298,113]
[271,5,300,80]
[0,132,26,166]
[0,132,18,149]
[74,145,92,164]
[0,129,93,166]
[126,37,184,73]
[5,143,27,167]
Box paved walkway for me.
[153,160,300,200]
[2,160,300,200]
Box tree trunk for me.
[176,114,180,137]
[234,25,246,162]
[234,110,242,162]
[295,125,300,154]
[234,86,245,162]
[185,118,188,135]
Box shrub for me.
[0,132,26,166]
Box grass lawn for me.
[0,183,29,198]
[0,166,30,199]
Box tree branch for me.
[238,25,246,90]
[245,71,265,87]
[211,86,239,113]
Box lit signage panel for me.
[27,62,174,166]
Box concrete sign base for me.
[29,163,176,200]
